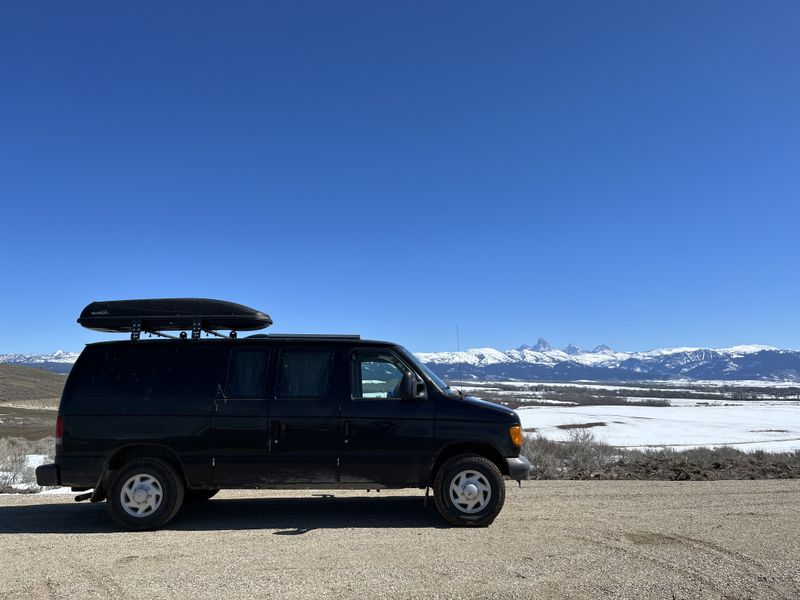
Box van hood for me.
[461,395,517,417]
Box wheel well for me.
[90,444,186,504]
[106,444,185,478]
[431,442,508,482]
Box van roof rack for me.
[247,334,361,340]
[78,298,272,341]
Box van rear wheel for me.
[107,458,185,531]
[433,454,505,527]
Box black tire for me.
[107,458,185,531]
[184,489,219,502]
[433,454,506,527]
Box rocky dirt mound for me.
[570,452,800,481]
[523,432,800,481]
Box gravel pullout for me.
[1,481,799,599]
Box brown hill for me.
[0,364,65,406]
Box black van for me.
[36,299,530,530]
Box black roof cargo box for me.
[78,298,272,336]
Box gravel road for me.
[1,481,799,599]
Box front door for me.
[339,348,435,486]
[213,346,271,485]
[266,345,341,484]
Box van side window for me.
[147,346,186,399]
[70,346,148,400]
[69,347,115,399]
[225,349,270,398]
[185,346,230,399]
[351,350,407,399]
[276,348,333,398]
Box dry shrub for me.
[0,437,55,493]
[522,430,616,479]
[0,438,32,486]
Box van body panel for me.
[338,399,436,486]
[60,415,214,486]
[213,411,269,485]
[264,409,341,484]
[339,345,437,485]
[58,455,105,487]
[59,343,219,487]
[212,345,271,485]
[265,344,343,484]
[432,396,521,459]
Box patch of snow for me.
[38,487,78,495]
[524,398,577,406]
[25,454,48,469]
[652,379,799,389]
[517,404,800,452]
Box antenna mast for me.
[456,325,463,386]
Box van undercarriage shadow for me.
[0,495,448,534]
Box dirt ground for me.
[1,481,798,599]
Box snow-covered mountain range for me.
[3,341,800,381]
[417,339,800,382]
[0,350,79,374]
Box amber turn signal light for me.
[509,424,523,447]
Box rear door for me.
[265,344,342,484]
[339,348,435,485]
[212,345,271,485]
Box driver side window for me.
[351,350,407,399]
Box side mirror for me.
[401,371,427,401]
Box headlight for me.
[509,424,522,447]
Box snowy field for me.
[450,379,800,452]
[517,403,800,452]
[477,379,800,390]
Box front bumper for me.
[506,456,531,481]
[35,463,61,487]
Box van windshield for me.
[396,346,458,396]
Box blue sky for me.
[1,2,799,354]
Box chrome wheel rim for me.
[449,469,492,514]
[120,473,163,517]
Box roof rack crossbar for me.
[262,334,361,339]
[203,328,228,339]
[142,329,180,340]
[129,326,240,340]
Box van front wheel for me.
[107,458,185,531]
[433,454,505,527]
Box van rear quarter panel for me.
[59,400,213,486]
[60,412,213,487]
[58,344,216,487]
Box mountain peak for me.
[516,338,552,352]
[417,343,800,382]
[533,338,551,352]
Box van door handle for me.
[343,420,351,442]
[271,420,282,441]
